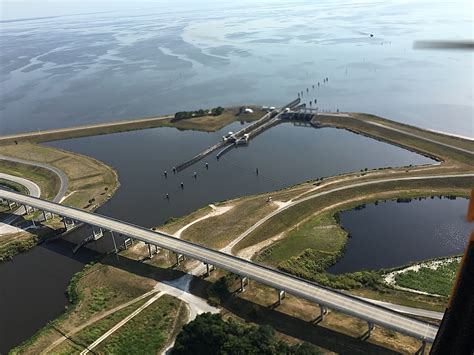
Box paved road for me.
[0,173,41,198]
[357,297,444,320]
[0,155,68,202]
[0,173,41,234]
[0,189,448,343]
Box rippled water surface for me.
[1,0,472,136]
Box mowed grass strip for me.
[257,212,347,267]
[51,296,152,354]
[394,259,460,296]
[95,295,183,355]
[0,143,118,210]
[235,176,473,252]
[181,197,278,249]
[0,160,60,200]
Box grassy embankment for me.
[0,107,265,146]
[0,143,119,261]
[11,255,187,354]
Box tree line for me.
[172,106,225,122]
[172,313,321,355]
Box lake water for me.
[329,198,471,274]
[1,0,472,137]
[48,122,435,227]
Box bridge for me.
[0,189,439,346]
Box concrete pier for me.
[176,253,184,266]
[205,263,215,277]
[277,290,286,305]
[240,276,249,292]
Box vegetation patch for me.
[256,212,346,267]
[172,313,321,355]
[394,258,460,296]
[95,295,182,354]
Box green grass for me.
[257,212,347,267]
[95,295,182,354]
[0,160,60,200]
[0,178,29,195]
[394,259,460,296]
[52,297,152,354]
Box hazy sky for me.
[2,0,471,22]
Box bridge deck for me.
[0,189,440,343]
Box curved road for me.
[0,155,68,202]
[0,173,42,234]
[4,174,471,342]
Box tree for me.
[172,313,321,355]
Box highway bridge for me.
[0,189,439,346]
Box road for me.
[0,155,68,202]
[0,186,458,343]
[357,297,444,320]
[0,172,41,234]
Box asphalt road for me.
[0,172,41,234]
[0,155,68,202]
[0,187,454,343]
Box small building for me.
[243,108,254,114]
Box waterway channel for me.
[0,121,462,352]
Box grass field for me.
[0,160,60,201]
[95,295,183,354]
[49,296,152,354]
[10,259,158,354]
[171,106,264,132]
[394,258,460,296]
[256,212,347,267]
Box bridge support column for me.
[367,321,375,338]
[92,226,103,240]
[110,231,118,254]
[277,290,286,306]
[147,243,157,258]
[24,205,29,214]
[240,276,249,292]
[205,263,215,277]
[319,305,328,321]
[123,237,132,249]
[176,253,184,266]
[415,340,426,355]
